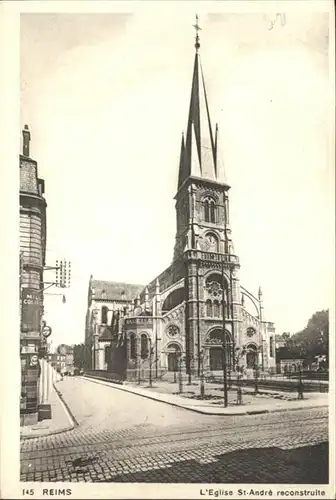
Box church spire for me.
[177,16,227,190]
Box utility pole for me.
[155,318,158,379]
[137,341,141,385]
[178,354,183,394]
[222,260,228,408]
[199,350,205,399]
[254,362,259,395]
[155,278,160,379]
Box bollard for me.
[237,386,242,405]
[178,371,183,393]
[200,374,205,399]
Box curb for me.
[82,375,329,416]
[20,384,77,441]
[53,382,79,427]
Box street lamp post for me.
[178,354,183,394]
[254,362,259,395]
[199,350,205,399]
[297,365,304,399]
[137,353,141,385]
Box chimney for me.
[22,124,31,157]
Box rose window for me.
[167,325,179,337]
[246,327,256,338]
[206,281,223,297]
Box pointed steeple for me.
[177,133,186,188]
[177,16,228,189]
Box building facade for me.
[85,30,276,379]
[85,280,144,372]
[48,344,75,375]
[20,125,47,424]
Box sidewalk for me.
[83,375,329,416]
[20,383,75,440]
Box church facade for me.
[85,28,276,379]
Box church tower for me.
[173,17,241,376]
[87,16,276,380]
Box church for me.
[85,21,276,380]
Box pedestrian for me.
[297,379,304,399]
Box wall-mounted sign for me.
[21,289,42,332]
[22,290,42,306]
[29,354,39,367]
[42,325,52,338]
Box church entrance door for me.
[167,343,181,372]
[168,353,178,372]
[210,347,223,371]
[246,345,258,368]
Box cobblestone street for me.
[21,377,329,483]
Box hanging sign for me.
[42,325,52,338]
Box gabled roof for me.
[91,280,144,301]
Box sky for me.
[20,10,332,349]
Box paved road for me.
[21,377,329,483]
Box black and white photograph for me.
[0,1,334,499]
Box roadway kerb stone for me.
[82,375,328,416]
[53,382,79,427]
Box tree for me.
[291,310,329,361]
[73,343,91,370]
[281,332,291,342]
[276,310,329,365]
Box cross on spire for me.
[193,14,201,51]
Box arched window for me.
[129,333,137,359]
[204,197,216,223]
[141,333,149,359]
[101,306,108,324]
[204,201,210,222]
[270,337,274,358]
[213,300,220,317]
[209,200,216,223]
[104,345,110,364]
[206,300,213,317]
